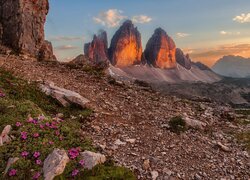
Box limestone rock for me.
[144,28,176,69]
[43,149,69,180]
[84,30,109,65]
[40,82,90,108]
[0,0,56,60]
[38,40,57,61]
[0,125,12,146]
[176,48,192,70]
[4,157,19,175]
[184,117,207,130]
[80,151,106,170]
[109,20,142,67]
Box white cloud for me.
[220,31,241,35]
[132,15,152,24]
[55,45,78,50]
[176,32,190,38]
[49,36,83,42]
[93,9,127,28]
[233,13,250,23]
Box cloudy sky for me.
[45,0,250,67]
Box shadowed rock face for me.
[0,0,56,61]
[109,20,142,67]
[84,30,108,64]
[144,28,176,69]
[176,48,192,70]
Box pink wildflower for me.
[55,130,60,136]
[79,159,85,166]
[21,151,29,158]
[8,169,17,176]
[35,159,42,165]
[68,148,79,159]
[27,117,33,123]
[33,133,39,138]
[21,131,28,140]
[32,172,41,179]
[15,122,22,127]
[48,141,54,145]
[38,115,45,121]
[39,124,45,129]
[71,169,79,177]
[33,151,40,158]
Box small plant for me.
[169,116,186,134]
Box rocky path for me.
[0,55,249,179]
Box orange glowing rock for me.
[144,28,176,69]
[109,20,142,67]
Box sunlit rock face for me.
[176,48,192,70]
[144,28,176,69]
[109,20,142,67]
[0,0,56,60]
[84,30,109,64]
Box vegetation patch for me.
[0,68,135,179]
[236,132,250,151]
[169,116,186,134]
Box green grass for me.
[169,116,186,134]
[0,68,135,179]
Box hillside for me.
[212,55,250,78]
[0,54,249,179]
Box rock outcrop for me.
[109,20,142,67]
[192,62,211,71]
[84,30,109,64]
[43,149,69,180]
[0,125,12,146]
[0,0,56,61]
[144,28,176,69]
[80,151,106,170]
[176,48,192,70]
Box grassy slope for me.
[0,68,135,180]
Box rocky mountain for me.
[212,55,250,78]
[176,48,192,70]
[0,0,56,61]
[109,20,142,67]
[84,30,109,64]
[144,28,176,69]
[192,62,211,71]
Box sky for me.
[45,0,250,67]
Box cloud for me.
[220,31,241,35]
[132,15,152,24]
[189,43,250,67]
[176,32,190,38]
[93,9,127,28]
[54,45,78,51]
[49,36,83,42]
[233,13,250,23]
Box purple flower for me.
[39,124,45,129]
[8,169,17,176]
[35,159,42,165]
[21,151,29,158]
[33,133,39,138]
[0,91,5,98]
[27,117,33,123]
[16,122,22,127]
[68,148,79,159]
[38,115,45,121]
[55,130,60,136]
[71,169,79,177]
[48,141,54,145]
[33,151,40,158]
[21,131,28,140]
[79,159,85,166]
[33,172,41,179]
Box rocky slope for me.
[84,30,109,64]
[144,28,176,69]
[212,55,250,78]
[0,55,249,179]
[109,20,142,67]
[176,48,192,70]
[0,0,56,61]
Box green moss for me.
[169,116,186,134]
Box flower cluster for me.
[68,148,80,159]
[8,169,17,176]
[21,131,28,140]
[0,89,5,97]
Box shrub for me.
[169,116,186,134]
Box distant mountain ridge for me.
[212,55,250,78]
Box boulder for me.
[4,157,19,175]
[0,125,12,146]
[0,0,56,60]
[40,82,90,108]
[80,151,106,170]
[144,28,176,69]
[109,20,142,67]
[176,48,192,70]
[38,40,57,61]
[184,117,207,130]
[43,149,69,180]
[84,30,109,65]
